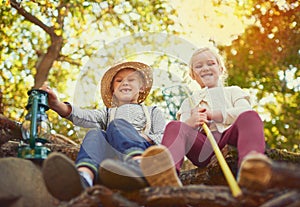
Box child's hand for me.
[40,82,71,117]
[185,107,209,129]
[140,133,155,144]
[40,83,60,110]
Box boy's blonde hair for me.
[189,47,228,85]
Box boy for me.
[41,62,166,201]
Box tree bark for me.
[0,115,22,146]
[0,89,3,114]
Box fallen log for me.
[0,115,22,146]
[1,116,300,207]
[59,185,139,207]
[2,140,299,188]
[0,155,299,207]
[259,190,300,207]
[0,140,80,161]
[60,184,295,207]
[0,157,57,207]
[238,155,300,190]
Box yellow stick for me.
[202,123,242,197]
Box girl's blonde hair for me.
[189,46,228,85]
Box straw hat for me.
[101,61,153,108]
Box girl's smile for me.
[191,50,223,88]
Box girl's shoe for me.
[140,145,182,187]
[237,153,272,190]
[99,158,148,191]
[42,152,89,201]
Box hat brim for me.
[101,61,153,108]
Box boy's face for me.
[191,50,223,88]
[112,68,144,106]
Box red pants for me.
[162,110,266,172]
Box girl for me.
[142,46,267,188]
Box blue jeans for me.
[75,119,152,182]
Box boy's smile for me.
[119,88,132,93]
[112,68,143,106]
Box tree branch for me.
[9,0,68,88]
[9,0,53,35]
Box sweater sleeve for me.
[65,104,108,129]
[177,98,192,122]
[145,106,166,144]
[222,86,252,125]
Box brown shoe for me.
[42,152,88,201]
[99,158,148,191]
[140,145,182,187]
[237,153,272,190]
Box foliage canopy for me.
[0,0,299,152]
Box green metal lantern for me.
[18,89,51,160]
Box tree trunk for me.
[0,89,3,114]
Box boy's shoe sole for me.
[42,152,84,201]
[99,159,148,191]
[237,153,272,189]
[140,145,182,187]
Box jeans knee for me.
[82,129,106,145]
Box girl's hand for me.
[140,133,154,144]
[185,107,210,129]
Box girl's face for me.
[191,50,223,88]
[112,68,144,106]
